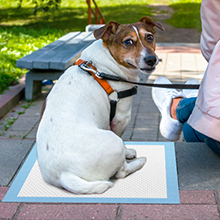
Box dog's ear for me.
[94,21,120,41]
[140,16,165,32]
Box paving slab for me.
[0,203,20,219]
[9,117,39,131]
[120,204,219,220]
[0,139,35,186]
[0,187,8,201]
[16,204,118,220]
[176,142,220,190]
[179,190,216,204]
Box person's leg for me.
[174,97,220,156]
[175,97,196,124]
[152,77,183,141]
[152,77,200,141]
[205,138,220,157]
[173,97,211,141]
[152,76,220,156]
[182,122,206,142]
[171,97,204,141]
[182,122,220,156]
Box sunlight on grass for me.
[0,27,65,93]
[167,0,201,31]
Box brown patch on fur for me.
[93,17,164,72]
[106,24,140,68]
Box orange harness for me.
[75,59,114,95]
[75,59,138,124]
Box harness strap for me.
[110,100,117,123]
[110,86,138,123]
[75,59,138,124]
[75,59,114,95]
[118,86,138,99]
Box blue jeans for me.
[176,97,220,156]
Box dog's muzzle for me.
[145,55,157,67]
[126,54,158,73]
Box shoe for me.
[152,76,184,141]
[182,78,200,98]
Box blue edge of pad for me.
[3,142,180,204]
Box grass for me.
[0,0,201,94]
[0,27,65,92]
[167,0,201,31]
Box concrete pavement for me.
[1,43,220,219]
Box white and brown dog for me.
[37,17,164,194]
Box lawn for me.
[0,0,201,93]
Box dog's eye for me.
[146,34,154,42]
[123,39,134,46]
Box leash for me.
[75,59,138,124]
[77,60,200,90]
[97,72,200,89]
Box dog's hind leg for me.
[125,148,136,159]
[115,157,146,178]
[59,173,113,194]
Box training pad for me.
[3,142,179,203]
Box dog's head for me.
[94,17,164,74]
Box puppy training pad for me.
[3,142,179,204]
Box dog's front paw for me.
[126,148,136,159]
[138,157,147,167]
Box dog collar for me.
[75,59,138,124]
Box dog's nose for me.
[145,55,157,67]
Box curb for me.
[0,84,25,119]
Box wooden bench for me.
[16,31,96,100]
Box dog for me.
[36,16,164,194]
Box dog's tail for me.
[59,173,113,194]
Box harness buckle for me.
[95,71,102,79]
[79,61,102,79]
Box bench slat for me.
[16,32,81,70]
[32,32,95,70]
[50,33,95,70]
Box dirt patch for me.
[149,4,201,43]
